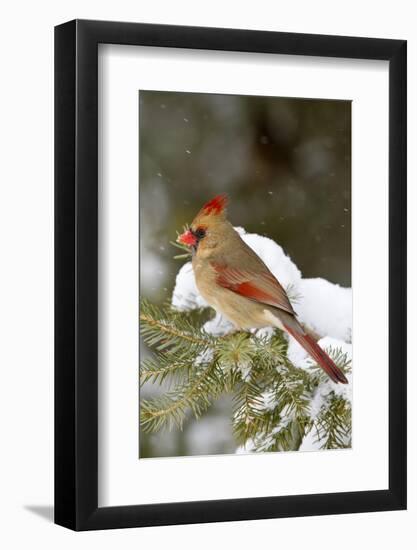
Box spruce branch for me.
[140,299,213,352]
[141,359,224,432]
[140,352,194,386]
[314,395,352,449]
[139,298,352,452]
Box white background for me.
[0,1,415,549]
[99,46,389,506]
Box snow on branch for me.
[142,227,352,453]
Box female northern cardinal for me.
[178,194,348,384]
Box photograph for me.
[139,90,352,458]
[0,2,409,544]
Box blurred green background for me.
[139,91,351,458]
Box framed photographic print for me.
[55,19,407,530]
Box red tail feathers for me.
[284,324,348,384]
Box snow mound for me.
[202,312,234,337]
[171,262,209,311]
[296,278,352,342]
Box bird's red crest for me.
[200,194,228,216]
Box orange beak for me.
[177,229,198,247]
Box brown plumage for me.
[178,194,348,384]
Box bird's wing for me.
[211,262,295,315]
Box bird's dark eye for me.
[193,227,206,239]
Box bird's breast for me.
[192,257,283,330]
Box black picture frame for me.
[55,19,407,531]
